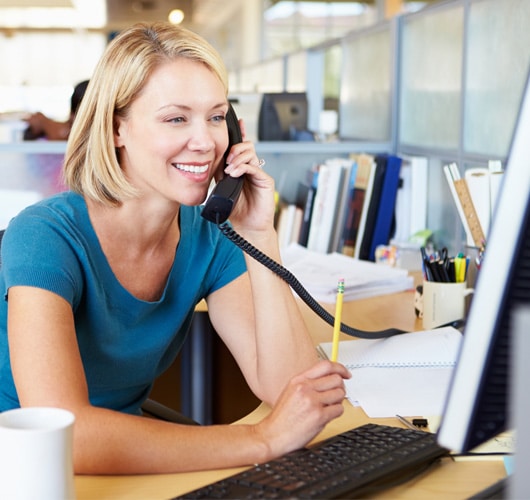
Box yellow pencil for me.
[331,278,345,362]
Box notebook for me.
[317,327,461,369]
[317,327,462,417]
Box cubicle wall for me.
[339,20,396,143]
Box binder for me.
[357,155,388,261]
[368,154,402,260]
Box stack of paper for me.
[318,327,462,418]
[281,243,414,303]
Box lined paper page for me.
[318,327,462,369]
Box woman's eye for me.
[168,116,185,124]
[212,114,226,123]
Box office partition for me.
[339,21,395,142]
[399,3,464,150]
[464,0,530,157]
[285,51,308,92]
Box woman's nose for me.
[186,122,216,152]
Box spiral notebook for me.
[318,327,462,417]
[317,327,461,369]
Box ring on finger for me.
[257,159,266,168]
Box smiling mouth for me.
[173,163,209,174]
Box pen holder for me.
[422,281,474,330]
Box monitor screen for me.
[257,92,309,141]
[437,71,530,453]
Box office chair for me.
[0,228,198,425]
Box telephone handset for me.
[200,104,405,340]
[201,104,244,224]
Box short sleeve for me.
[2,205,84,307]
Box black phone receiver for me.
[201,104,244,224]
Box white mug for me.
[0,407,75,500]
[422,281,474,330]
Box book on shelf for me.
[328,158,357,253]
[356,154,388,260]
[368,154,403,260]
[306,159,348,254]
[317,326,462,418]
[393,155,428,244]
[340,154,375,257]
[296,170,318,247]
[277,203,303,249]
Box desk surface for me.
[75,285,507,499]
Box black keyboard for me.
[175,423,449,499]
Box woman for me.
[0,22,349,474]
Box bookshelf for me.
[256,141,389,203]
[0,140,387,207]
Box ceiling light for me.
[168,9,184,25]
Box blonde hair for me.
[63,22,228,205]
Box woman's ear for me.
[238,118,246,141]
[113,117,124,148]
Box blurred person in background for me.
[23,80,89,140]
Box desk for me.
[75,286,507,499]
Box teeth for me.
[173,163,208,174]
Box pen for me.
[447,258,456,282]
[395,414,419,431]
[437,259,450,282]
[331,278,345,362]
[421,247,434,281]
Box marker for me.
[331,278,345,362]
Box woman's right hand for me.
[254,360,351,460]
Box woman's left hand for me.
[221,119,276,233]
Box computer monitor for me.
[437,71,530,454]
[257,92,310,141]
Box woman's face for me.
[114,58,229,206]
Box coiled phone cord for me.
[218,222,407,340]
